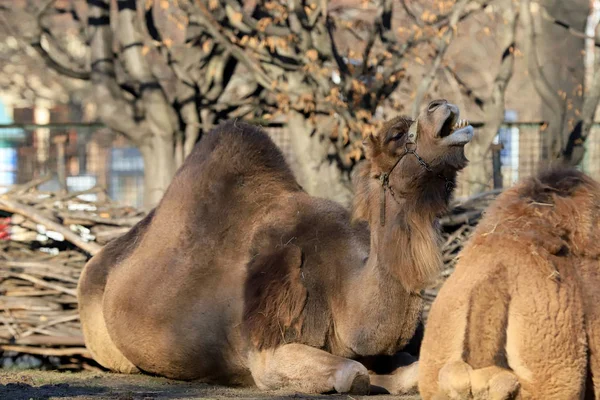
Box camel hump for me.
[181,119,297,184]
[517,166,598,204]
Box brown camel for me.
[77,99,474,394]
[418,167,600,400]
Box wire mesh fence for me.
[0,123,144,208]
[1,122,599,207]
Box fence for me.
[1,122,599,207]
[0,123,144,208]
[496,122,600,184]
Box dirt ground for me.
[0,370,422,400]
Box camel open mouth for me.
[439,111,474,146]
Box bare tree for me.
[15,0,509,207]
[0,2,88,107]
[520,0,592,165]
[444,0,519,193]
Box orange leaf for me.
[231,12,243,24]
[306,49,318,61]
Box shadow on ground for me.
[0,370,422,399]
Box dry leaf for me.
[231,12,243,24]
[306,49,318,61]
[257,17,272,32]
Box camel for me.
[77,99,474,394]
[418,167,600,400]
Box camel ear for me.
[363,133,381,159]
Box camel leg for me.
[369,361,419,394]
[77,211,156,373]
[469,366,520,400]
[434,361,519,400]
[586,318,600,400]
[247,343,370,394]
[78,255,139,374]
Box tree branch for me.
[444,66,485,109]
[464,0,519,193]
[223,0,291,37]
[30,0,90,80]
[521,0,565,156]
[538,4,600,47]
[87,0,142,144]
[183,1,273,89]
[563,17,600,164]
[410,0,471,117]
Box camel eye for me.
[428,100,446,112]
[390,131,404,141]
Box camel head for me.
[354,99,474,225]
[364,99,473,178]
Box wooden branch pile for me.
[0,178,145,369]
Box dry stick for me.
[0,197,101,255]
[0,345,90,357]
[19,314,80,339]
[0,260,81,274]
[450,188,503,209]
[8,273,77,297]
[58,212,142,227]
[4,289,62,297]
[5,175,53,196]
[9,335,85,346]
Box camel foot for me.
[248,343,370,394]
[435,361,519,400]
[347,371,371,394]
[471,367,519,400]
[369,361,419,394]
[333,360,370,394]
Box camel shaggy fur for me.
[419,167,600,400]
[77,99,473,394]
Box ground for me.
[0,370,422,400]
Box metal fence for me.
[1,122,599,207]
[0,123,144,208]
[497,122,600,184]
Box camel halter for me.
[378,121,454,227]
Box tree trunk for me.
[563,6,600,166]
[463,0,519,194]
[287,112,353,208]
[140,143,174,210]
[521,0,568,160]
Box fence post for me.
[52,135,68,193]
[492,143,503,189]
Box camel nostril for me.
[427,99,447,112]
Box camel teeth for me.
[450,119,470,133]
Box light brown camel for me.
[77,99,474,394]
[419,167,600,400]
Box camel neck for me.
[368,191,443,293]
